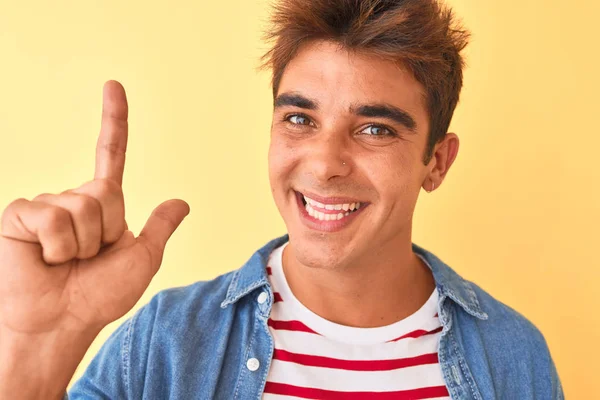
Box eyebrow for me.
[274,93,319,110]
[351,103,417,132]
[273,92,418,132]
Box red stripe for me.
[266,266,272,275]
[273,349,438,371]
[273,292,283,303]
[264,382,449,399]
[267,319,319,334]
[387,326,443,342]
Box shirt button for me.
[257,292,268,304]
[247,357,260,371]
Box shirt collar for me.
[221,235,488,320]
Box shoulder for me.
[415,242,551,355]
[458,280,563,398]
[147,270,235,315]
[127,234,287,338]
[131,269,238,334]
[469,281,547,346]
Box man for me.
[0,0,563,399]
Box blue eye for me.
[361,125,393,136]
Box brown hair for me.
[261,0,470,164]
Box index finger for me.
[94,80,129,186]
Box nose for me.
[304,128,351,183]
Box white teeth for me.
[303,195,362,214]
[305,201,359,222]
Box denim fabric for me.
[67,235,563,399]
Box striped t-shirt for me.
[262,242,450,400]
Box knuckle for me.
[2,197,26,218]
[75,230,101,259]
[104,223,124,243]
[100,141,127,157]
[1,198,27,230]
[78,241,101,259]
[57,236,77,256]
[32,193,52,202]
[42,207,72,233]
[95,178,123,201]
[71,195,101,220]
[47,237,77,262]
[66,196,102,258]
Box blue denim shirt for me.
[68,235,563,399]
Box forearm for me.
[0,326,101,400]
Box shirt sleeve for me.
[550,353,565,400]
[66,317,133,399]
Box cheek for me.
[359,151,419,200]
[268,134,297,190]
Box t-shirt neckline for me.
[268,242,439,345]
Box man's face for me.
[268,40,433,270]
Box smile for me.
[295,191,367,232]
[303,195,362,221]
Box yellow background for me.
[0,0,597,397]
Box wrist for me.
[0,325,102,400]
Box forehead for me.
[277,40,427,116]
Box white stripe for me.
[270,299,443,334]
[262,394,305,400]
[270,328,441,361]
[266,359,447,392]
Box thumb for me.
[137,199,190,269]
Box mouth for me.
[294,191,368,232]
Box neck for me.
[282,238,436,328]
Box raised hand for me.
[0,80,190,336]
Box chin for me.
[287,229,354,270]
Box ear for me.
[423,133,460,192]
